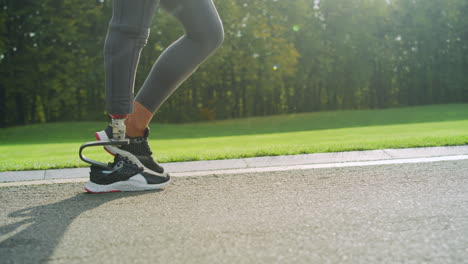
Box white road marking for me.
[173,155,468,177]
[1,155,468,187]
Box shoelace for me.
[110,156,144,171]
[127,137,153,156]
[140,140,153,156]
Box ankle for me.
[126,128,146,138]
[124,118,146,138]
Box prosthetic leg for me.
[79,117,129,170]
[81,115,171,193]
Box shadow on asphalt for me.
[0,190,159,263]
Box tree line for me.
[1,0,467,127]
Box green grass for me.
[0,104,467,172]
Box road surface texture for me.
[1,159,467,263]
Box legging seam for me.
[118,0,123,24]
[141,0,147,29]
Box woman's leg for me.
[104,0,159,117]
[126,0,224,136]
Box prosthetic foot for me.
[79,116,130,170]
[85,154,171,193]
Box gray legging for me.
[104,0,224,116]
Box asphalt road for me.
[1,160,467,264]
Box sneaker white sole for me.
[94,130,162,175]
[84,174,171,193]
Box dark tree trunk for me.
[15,94,25,125]
[241,85,247,118]
[0,83,6,127]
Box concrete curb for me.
[1,145,468,184]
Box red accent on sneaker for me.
[84,187,121,193]
[95,132,116,157]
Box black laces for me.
[111,155,144,171]
[140,140,153,156]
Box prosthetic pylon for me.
[79,117,130,170]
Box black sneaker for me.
[95,125,165,174]
[84,154,171,193]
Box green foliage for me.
[0,0,467,127]
[0,0,111,126]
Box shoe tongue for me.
[129,137,147,144]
